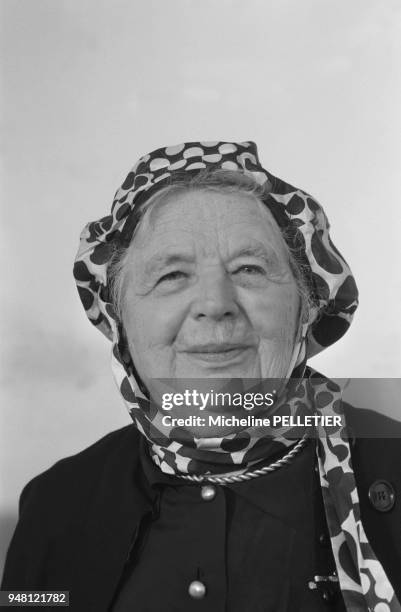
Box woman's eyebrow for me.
[144,252,195,274]
[229,245,278,261]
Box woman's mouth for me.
[181,343,255,365]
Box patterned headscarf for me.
[74,141,399,611]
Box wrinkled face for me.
[121,189,300,397]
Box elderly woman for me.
[2,141,401,612]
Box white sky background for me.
[1,0,400,569]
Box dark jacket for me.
[2,405,401,611]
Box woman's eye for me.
[158,270,187,283]
[233,265,266,275]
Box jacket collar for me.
[139,432,316,528]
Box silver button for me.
[201,485,216,501]
[188,580,206,599]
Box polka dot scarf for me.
[74,141,400,611]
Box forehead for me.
[131,189,286,254]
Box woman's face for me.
[121,189,300,395]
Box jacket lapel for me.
[70,427,153,612]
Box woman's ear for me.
[119,325,132,366]
[118,324,150,398]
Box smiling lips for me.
[182,343,254,364]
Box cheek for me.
[123,295,187,350]
[242,285,300,339]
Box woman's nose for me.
[190,269,239,321]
